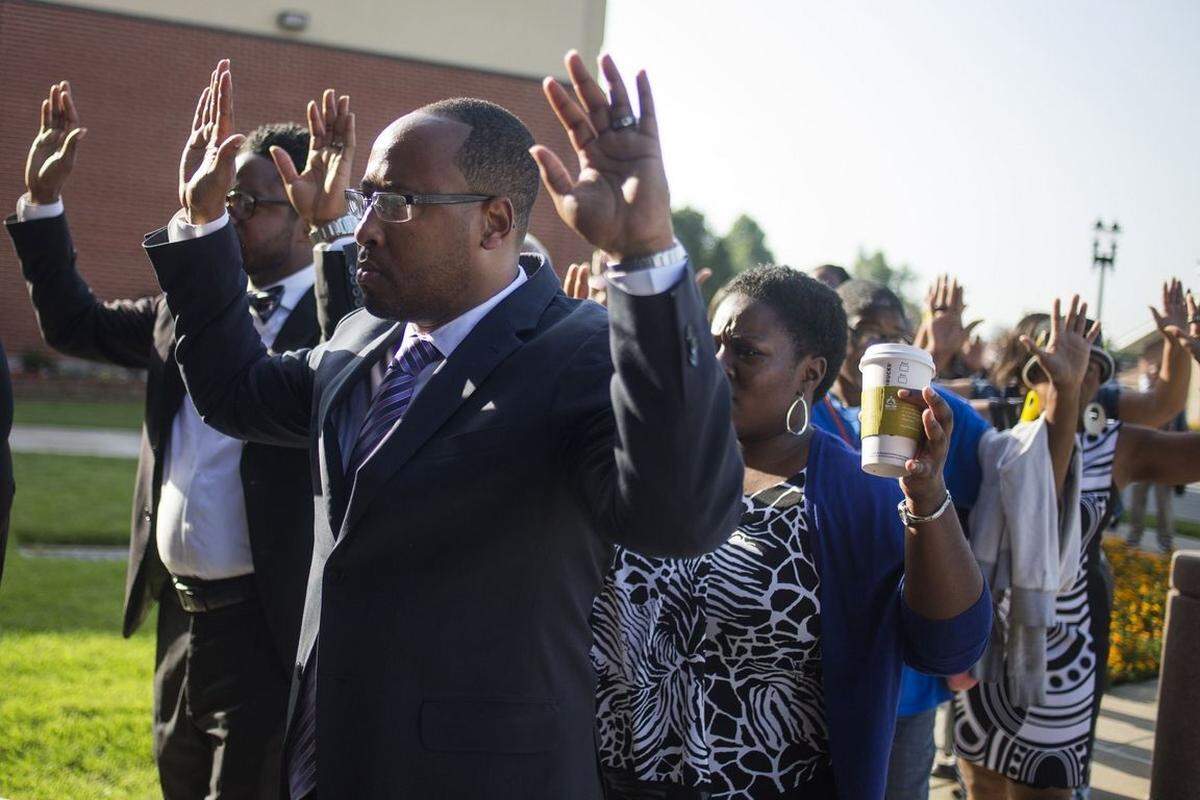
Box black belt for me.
[172,573,257,613]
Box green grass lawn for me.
[0,553,158,799]
[13,399,143,431]
[10,453,136,547]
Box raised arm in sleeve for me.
[551,261,743,559]
[143,218,315,448]
[899,579,992,675]
[6,212,158,368]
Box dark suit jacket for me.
[144,221,743,800]
[0,336,13,585]
[313,238,361,342]
[5,212,317,668]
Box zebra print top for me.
[591,470,833,799]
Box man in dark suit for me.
[5,80,342,799]
[145,56,742,799]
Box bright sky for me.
[602,0,1200,345]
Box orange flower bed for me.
[1102,538,1171,685]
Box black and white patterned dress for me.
[954,423,1119,788]
[592,471,833,800]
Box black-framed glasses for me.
[345,188,491,224]
[225,190,291,221]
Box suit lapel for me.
[152,302,185,452]
[318,321,404,431]
[272,288,318,351]
[338,257,560,539]
[318,321,404,530]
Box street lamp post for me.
[1092,219,1120,326]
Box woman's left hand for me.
[897,386,954,514]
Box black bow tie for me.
[247,286,286,322]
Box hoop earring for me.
[786,395,810,437]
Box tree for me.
[671,206,716,271]
[723,214,775,273]
[852,247,921,320]
[671,207,775,303]
[671,206,730,302]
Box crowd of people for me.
[4,51,1200,800]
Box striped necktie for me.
[286,334,441,800]
[345,335,443,479]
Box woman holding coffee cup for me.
[954,295,1200,799]
[583,267,991,800]
[812,278,992,503]
[809,279,994,799]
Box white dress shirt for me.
[16,198,318,580]
[164,208,688,493]
[154,259,314,580]
[371,266,528,396]
[15,194,65,221]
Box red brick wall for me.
[0,0,592,355]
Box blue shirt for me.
[812,386,990,717]
[805,430,991,799]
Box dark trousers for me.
[885,706,938,799]
[153,587,290,800]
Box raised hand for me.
[273,88,356,229]
[531,51,674,263]
[1185,290,1200,362]
[896,386,954,512]
[1020,295,1100,391]
[960,331,986,375]
[922,274,980,373]
[563,262,597,302]
[25,81,87,204]
[1151,279,1200,359]
[178,60,244,225]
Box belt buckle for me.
[172,578,206,613]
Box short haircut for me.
[812,264,851,288]
[724,266,848,402]
[241,122,309,174]
[837,279,907,325]
[421,97,540,233]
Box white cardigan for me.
[967,416,1082,707]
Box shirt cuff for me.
[605,241,689,296]
[167,208,230,243]
[16,194,64,222]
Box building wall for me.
[0,0,597,356]
[40,0,605,80]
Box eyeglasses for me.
[225,190,291,221]
[345,188,491,224]
[851,325,913,347]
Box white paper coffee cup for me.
[858,343,935,477]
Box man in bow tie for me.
[4,75,352,799]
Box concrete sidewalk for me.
[9,424,140,458]
[931,679,1157,799]
[19,544,127,561]
[1111,525,1200,555]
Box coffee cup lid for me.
[859,343,935,372]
